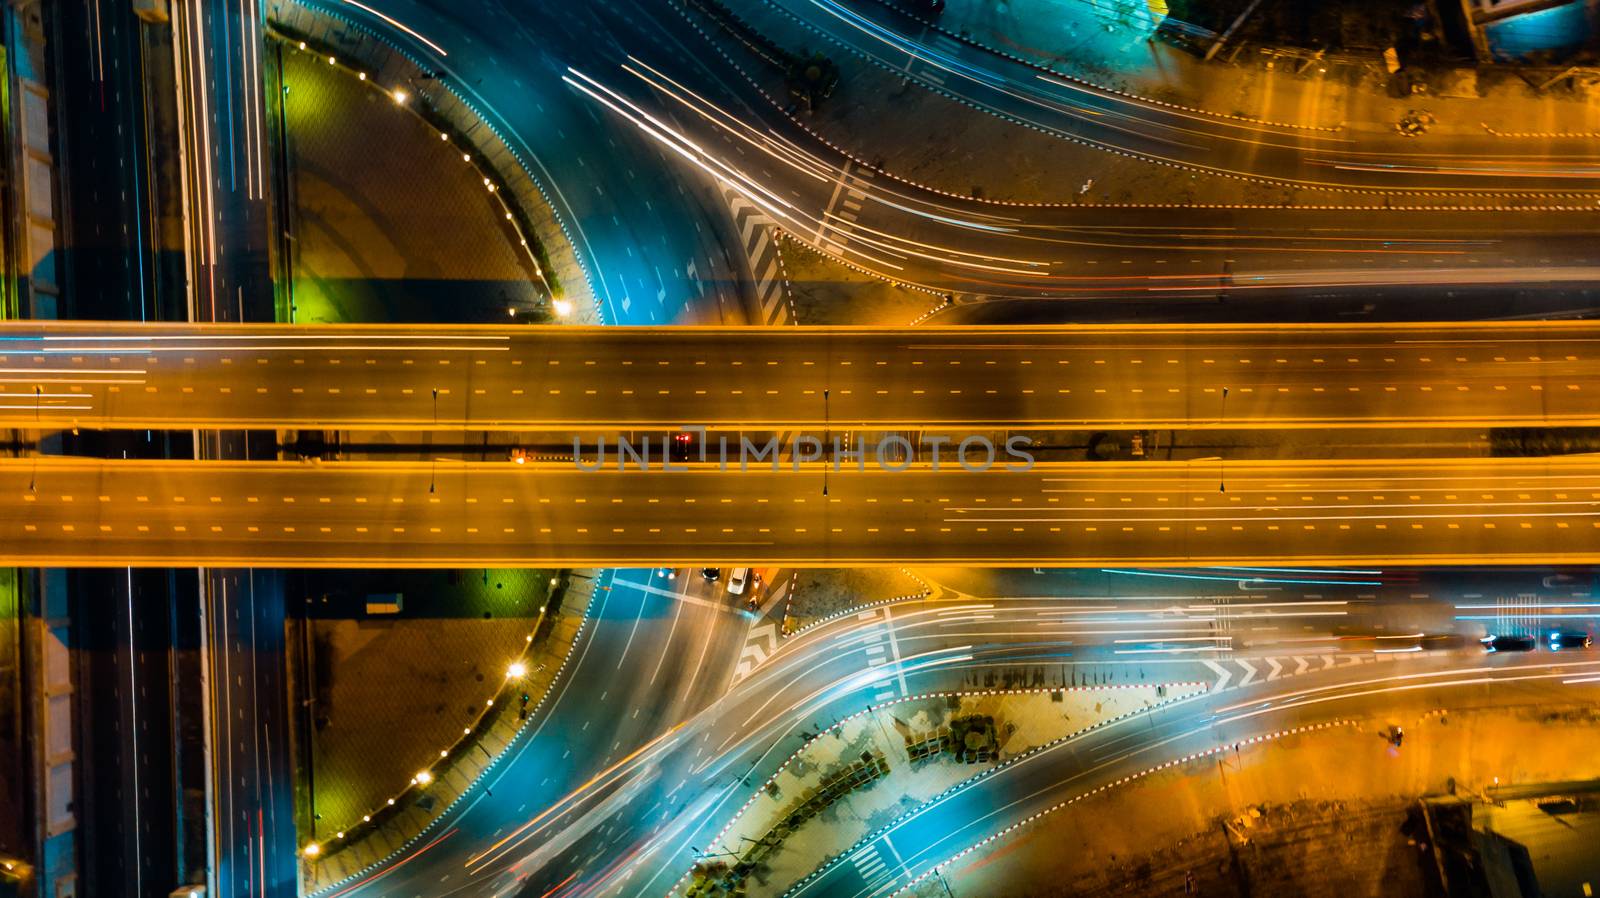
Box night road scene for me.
[2,1,1600,897]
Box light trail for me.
[338,0,449,56]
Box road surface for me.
[313,572,1595,898]
[4,456,1599,566]
[1,320,1597,429]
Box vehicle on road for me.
[726,567,751,596]
[1481,634,1538,653]
[700,568,720,582]
[1547,629,1592,651]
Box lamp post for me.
[1218,386,1228,493]
[822,388,830,496]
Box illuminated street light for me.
[303,842,322,858]
[392,88,409,104]
[552,299,574,317]
[507,661,528,679]
[413,770,433,786]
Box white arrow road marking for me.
[1236,659,1259,687]
[1293,656,1311,676]
[1265,657,1283,681]
[746,622,777,657]
[730,624,779,685]
[1203,660,1232,692]
[1322,656,1337,670]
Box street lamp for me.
[302,842,322,859]
[506,661,528,679]
[413,770,433,786]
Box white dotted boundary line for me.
[784,567,934,640]
[663,681,1208,897]
[908,294,953,326]
[889,718,1358,895]
[676,0,1600,205]
[306,574,603,896]
[776,680,1212,896]
[856,0,1342,133]
[769,227,800,324]
[772,230,947,300]
[278,0,608,324]
[1483,122,1600,139]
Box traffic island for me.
[269,0,598,322]
[915,702,1600,898]
[776,235,948,326]
[780,568,931,635]
[297,571,600,894]
[685,683,1206,896]
[271,37,552,324]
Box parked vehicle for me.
[727,568,751,596]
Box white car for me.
[726,568,751,596]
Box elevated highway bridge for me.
[1,320,1597,431]
[3,456,1597,567]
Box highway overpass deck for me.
[0,321,1597,431]
[2,456,1597,567]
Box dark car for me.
[700,568,720,582]
[1481,634,1537,653]
[1547,630,1593,651]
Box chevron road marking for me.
[731,622,779,685]
[1203,659,1232,692]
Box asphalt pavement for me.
[2,320,1597,429]
[4,456,1600,566]
[371,573,1600,898]
[740,0,1600,195]
[205,569,298,898]
[307,0,1600,314]
[307,567,751,895]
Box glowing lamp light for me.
[303,843,322,858]
[392,88,409,104]
[507,661,528,679]
[414,770,433,786]
[552,299,574,317]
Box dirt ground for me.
[297,569,553,831]
[780,237,945,325]
[918,704,1600,897]
[785,568,930,628]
